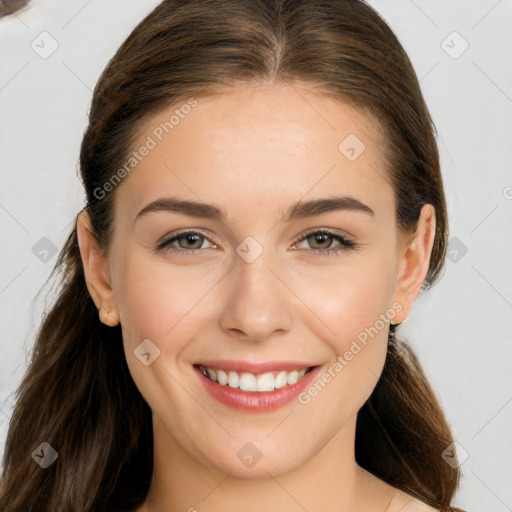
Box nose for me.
[218,247,294,343]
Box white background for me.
[1,2,511,511]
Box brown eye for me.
[156,231,217,254]
[175,233,205,250]
[307,232,335,250]
[292,230,356,257]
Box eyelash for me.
[295,230,356,256]
[156,229,356,257]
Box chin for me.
[199,443,309,480]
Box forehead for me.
[113,83,394,227]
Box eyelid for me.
[156,227,358,255]
[156,228,219,249]
[291,227,355,246]
[290,228,356,255]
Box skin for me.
[77,83,437,512]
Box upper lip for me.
[194,360,317,373]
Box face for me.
[79,83,434,480]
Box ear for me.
[76,209,120,327]
[392,204,436,323]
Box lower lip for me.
[195,366,320,412]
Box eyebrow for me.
[135,194,375,224]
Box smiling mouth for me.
[194,364,314,392]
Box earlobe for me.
[392,204,436,324]
[76,210,120,327]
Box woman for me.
[0,1,467,511]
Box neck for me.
[140,413,393,512]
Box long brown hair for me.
[0,1,466,511]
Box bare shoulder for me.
[387,488,440,512]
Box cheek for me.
[293,268,393,428]
[114,249,221,410]
[293,253,395,350]
[113,245,221,343]
[289,252,395,410]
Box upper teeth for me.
[199,366,309,392]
